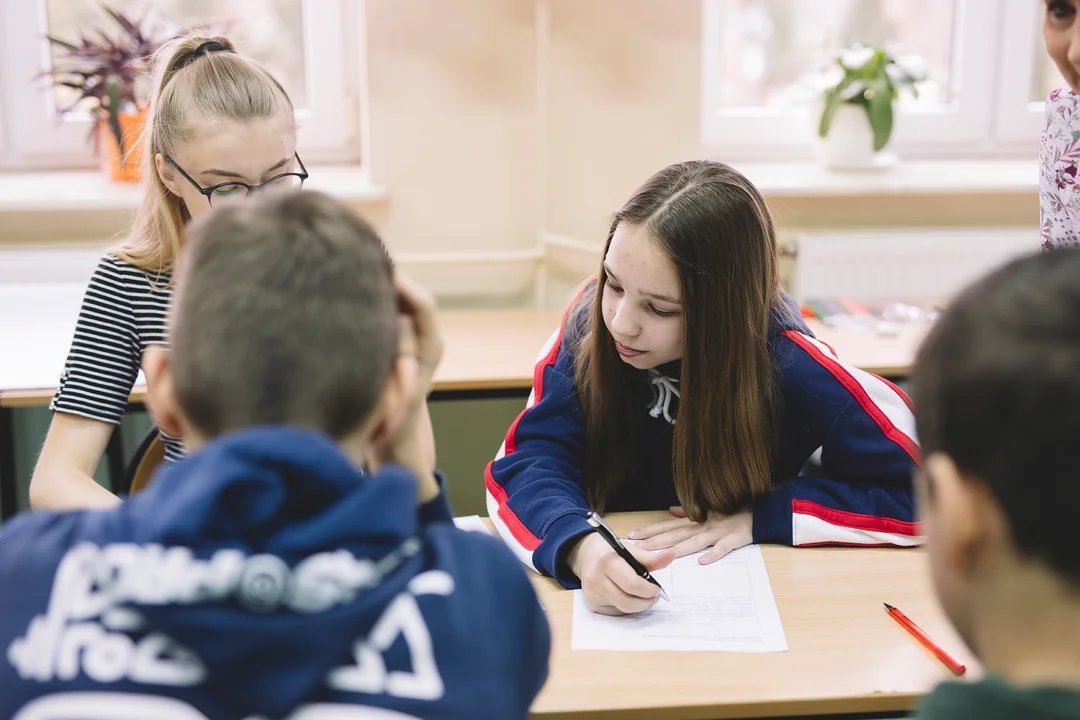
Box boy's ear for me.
[367,354,418,456]
[923,453,993,575]
[142,346,184,439]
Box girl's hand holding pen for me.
[568,531,676,616]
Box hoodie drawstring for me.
[647,370,680,425]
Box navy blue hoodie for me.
[0,428,550,719]
[485,286,921,586]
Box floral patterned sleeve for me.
[1041,85,1080,250]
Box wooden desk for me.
[478,512,974,720]
[0,309,924,410]
[0,309,566,409]
[0,308,564,519]
[805,319,929,379]
[0,308,924,520]
[428,309,564,394]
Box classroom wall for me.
[544,0,701,246]
[363,0,704,266]
[369,0,698,259]
[363,0,539,258]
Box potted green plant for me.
[43,4,173,182]
[816,43,925,171]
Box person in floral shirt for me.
[1041,0,1080,250]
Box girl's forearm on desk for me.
[29,467,121,510]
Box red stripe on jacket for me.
[484,294,587,552]
[781,331,920,465]
[793,499,921,537]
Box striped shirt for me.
[50,254,184,463]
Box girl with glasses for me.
[30,35,306,509]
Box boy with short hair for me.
[0,190,550,720]
[911,249,1080,718]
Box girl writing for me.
[486,161,920,615]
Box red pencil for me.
[885,603,966,676]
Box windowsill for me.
[732,158,1038,198]
[0,159,1036,215]
[0,165,388,213]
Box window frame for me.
[993,0,1052,146]
[700,0,1042,161]
[0,0,362,170]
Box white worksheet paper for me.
[571,544,787,652]
[452,515,491,534]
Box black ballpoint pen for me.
[585,511,671,602]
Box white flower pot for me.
[815,103,897,171]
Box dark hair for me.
[172,189,397,438]
[574,160,782,521]
[911,249,1080,586]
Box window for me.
[994,0,1065,145]
[701,0,1058,160]
[0,0,362,170]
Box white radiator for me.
[790,228,1039,302]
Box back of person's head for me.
[167,190,396,439]
[576,160,783,520]
[117,35,296,274]
[912,249,1080,645]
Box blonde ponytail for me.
[114,35,294,276]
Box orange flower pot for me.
[98,108,147,183]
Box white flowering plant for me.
[817,43,927,152]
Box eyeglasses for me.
[165,153,309,207]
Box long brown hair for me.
[574,160,782,521]
[113,35,294,275]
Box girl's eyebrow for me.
[202,156,292,179]
[603,263,681,305]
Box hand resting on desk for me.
[629,506,753,564]
[568,532,675,615]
